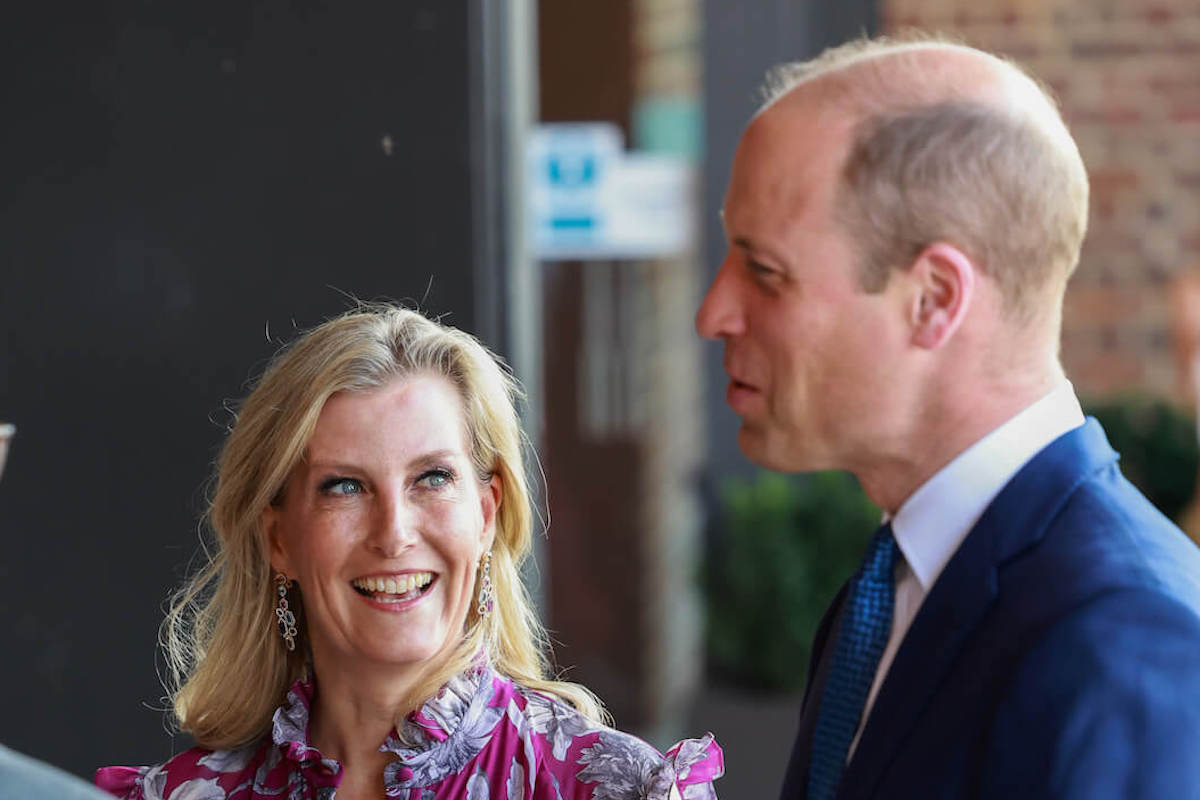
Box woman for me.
[96,305,722,800]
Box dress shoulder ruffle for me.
[513,683,724,799]
[94,762,165,799]
[94,742,275,800]
[662,733,724,799]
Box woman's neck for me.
[306,654,422,769]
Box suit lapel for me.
[779,582,849,799]
[836,420,1118,798]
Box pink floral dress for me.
[95,664,723,799]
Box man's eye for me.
[320,477,364,496]
[747,259,774,276]
[417,469,454,489]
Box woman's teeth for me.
[351,572,434,601]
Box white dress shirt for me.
[847,381,1085,758]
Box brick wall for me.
[882,0,1200,401]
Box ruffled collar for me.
[270,661,505,793]
[271,678,344,791]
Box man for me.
[696,35,1200,798]
[0,424,111,800]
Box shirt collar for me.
[891,381,1085,592]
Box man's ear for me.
[480,473,502,554]
[908,242,976,350]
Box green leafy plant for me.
[705,470,879,692]
[1084,397,1199,523]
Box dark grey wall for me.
[0,0,482,778]
[700,0,877,484]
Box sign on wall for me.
[528,122,695,260]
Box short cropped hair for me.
[762,35,1089,318]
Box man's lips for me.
[725,378,761,413]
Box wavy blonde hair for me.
[164,304,604,749]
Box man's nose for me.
[696,256,744,339]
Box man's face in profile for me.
[695,99,908,473]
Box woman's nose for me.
[368,497,418,558]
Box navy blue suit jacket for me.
[780,419,1200,799]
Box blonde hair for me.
[164,304,604,749]
[761,33,1089,320]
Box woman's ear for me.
[908,242,976,350]
[262,503,291,577]
[479,473,502,554]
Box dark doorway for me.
[1,0,485,777]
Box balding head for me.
[762,38,1048,115]
[758,36,1089,323]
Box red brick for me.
[1047,79,1071,102]
[1080,231,1142,257]
[998,40,1042,59]
[1066,351,1146,394]
[1088,168,1141,191]
[1184,229,1200,252]
[1167,40,1200,56]
[1071,40,1145,59]
[1064,286,1145,327]
[1148,75,1200,104]
[1070,107,1145,125]
[1145,5,1175,24]
[1088,168,1142,218]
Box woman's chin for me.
[332,623,458,674]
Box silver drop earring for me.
[275,573,298,651]
[476,551,493,618]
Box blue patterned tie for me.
[807,523,898,800]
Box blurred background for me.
[2,1,1198,797]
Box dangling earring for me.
[476,551,493,618]
[275,572,298,651]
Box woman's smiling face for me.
[265,375,498,678]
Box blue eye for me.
[320,477,364,496]
[418,469,454,489]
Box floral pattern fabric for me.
[95,665,723,800]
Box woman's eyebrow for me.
[305,461,364,475]
[407,449,460,468]
[304,449,463,476]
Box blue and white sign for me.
[528,122,694,260]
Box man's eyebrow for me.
[732,235,774,261]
